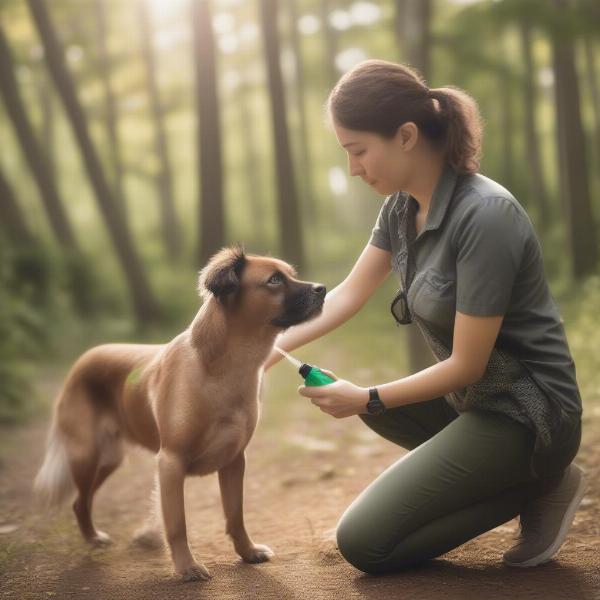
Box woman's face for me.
[333,120,418,196]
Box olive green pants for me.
[336,398,566,574]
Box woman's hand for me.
[298,370,369,418]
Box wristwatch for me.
[366,387,387,415]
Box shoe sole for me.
[503,472,588,568]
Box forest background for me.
[1,1,600,596]
[0,0,599,446]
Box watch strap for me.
[367,386,386,414]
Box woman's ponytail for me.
[428,87,482,174]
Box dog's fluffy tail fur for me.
[33,421,74,507]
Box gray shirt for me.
[369,166,581,477]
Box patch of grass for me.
[560,275,600,411]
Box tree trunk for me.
[191,0,225,268]
[410,0,431,80]
[394,0,431,80]
[237,72,268,246]
[27,0,160,322]
[583,36,600,164]
[500,61,514,192]
[139,0,182,261]
[520,21,551,231]
[0,167,33,246]
[288,0,315,225]
[36,64,55,175]
[0,22,77,250]
[394,0,408,61]
[319,0,338,88]
[260,0,305,271]
[551,0,598,280]
[95,0,128,227]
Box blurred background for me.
[0,0,599,426]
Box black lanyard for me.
[390,197,418,326]
[404,198,418,292]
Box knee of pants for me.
[335,512,391,575]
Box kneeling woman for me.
[266,59,585,574]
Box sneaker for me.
[503,463,587,567]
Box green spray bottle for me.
[274,347,336,386]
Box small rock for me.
[350,445,381,457]
[281,477,304,487]
[287,433,336,452]
[318,465,336,480]
[0,524,19,534]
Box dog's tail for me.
[33,419,74,508]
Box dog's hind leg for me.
[132,472,164,549]
[70,418,124,545]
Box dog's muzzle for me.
[271,284,326,328]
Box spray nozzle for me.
[274,346,302,369]
[274,347,336,387]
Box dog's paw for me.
[179,562,212,582]
[240,543,274,564]
[89,531,112,546]
[132,526,164,550]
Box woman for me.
[264,60,586,574]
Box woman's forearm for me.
[376,357,478,409]
[265,244,391,370]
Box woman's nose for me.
[348,156,364,177]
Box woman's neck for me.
[404,153,446,214]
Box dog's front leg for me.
[157,450,211,581]
[218,452,274,563]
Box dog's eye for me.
[267,272,284,285]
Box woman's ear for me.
[396,122,419,152]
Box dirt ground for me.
[1,373,599,600]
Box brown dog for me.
[34,247,326,581]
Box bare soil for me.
[1,376,599,600]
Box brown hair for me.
[327,60,483,175]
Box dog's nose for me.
[312,284,326,298]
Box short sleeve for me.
[455,197,526,316]
[368,195,395,251]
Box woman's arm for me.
[376,312,503,407]
[264,244,391,369]
[298,311,504,417]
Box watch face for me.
[367,398,385,415]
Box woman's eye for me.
[267,273,283,285]
[354,150,365,156]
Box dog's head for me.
[198,246,326,330]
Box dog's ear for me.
[198,246,246,304]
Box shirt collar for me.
[403,165,459,237]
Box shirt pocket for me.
[411,268,457,330]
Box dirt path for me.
[1,378,599,600]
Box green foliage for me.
[561,275,600,408]
[0,238,51,423]
[0,0,598,425]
